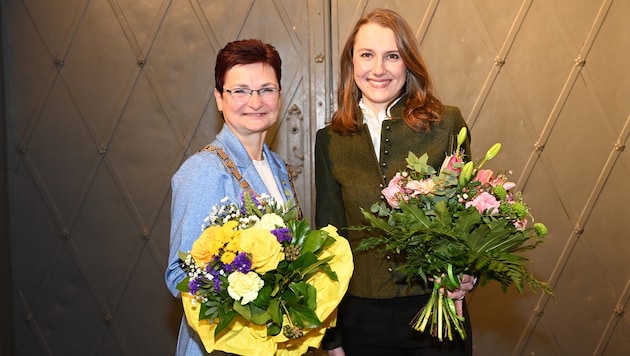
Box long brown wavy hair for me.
[330,8,442,136]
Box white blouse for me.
[252,152,285,203]
[360,96,402,161]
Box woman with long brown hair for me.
[315,9,475,355]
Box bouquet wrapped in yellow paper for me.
[177,192,353,355]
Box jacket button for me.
[383,150,389,154]
[385,138,390,142]
[382,162,387,167]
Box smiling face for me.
[214,62,281,140]
[352,22,407,115]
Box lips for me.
[367,78,392,88]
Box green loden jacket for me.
[315,100,471,299]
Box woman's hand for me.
[445,274,476,317]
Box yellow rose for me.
[239,227,284,273]
[191,225,222,264]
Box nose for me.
[372,57,386,75]
[247,91,264,107]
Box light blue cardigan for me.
[165,125,295,355]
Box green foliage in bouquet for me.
[356,128,552,341]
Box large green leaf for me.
[360,208,395,234]
[214,310,237,336]
[288,304,322,329]
[302,230,325,253]
[268,298,282,325]
[233,300,251,320]
[433,200,452,228]
[453,209,482,235]
[288,219,311,247]
[399,203,432,230]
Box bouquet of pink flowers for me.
[178,192,353,355]
[357,128,552,341]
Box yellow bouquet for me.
[177,192,353,355]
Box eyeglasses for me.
[222,87,280,102]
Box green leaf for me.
[288,219,311,246]
[268,298,282,325]
[232,300,251,320]
[433,200,452,228]
[316,263,339,281]
[464,224,489,251]
[249,306,272,324]
[288,304,322,329]
[266,322,282,337]
[302,230,325,254]
[252,283,272,308]
[406,152,436,176]
[214,310,237,336]
[473,221,516,252]
[360,208,395,234]
[176,277,190,293]
[399,203,432,230]
[453,209,482,235]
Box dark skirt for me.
[336,294,473,356]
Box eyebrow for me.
[354,47,399,54]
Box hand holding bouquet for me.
[357,128,552,341]
[178,192,353,355]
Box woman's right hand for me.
[327,347,345,356]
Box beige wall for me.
[3,0,629,355]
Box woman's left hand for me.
[446,274,475,317]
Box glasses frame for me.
[222,87,280,102]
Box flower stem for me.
[409,276,468,341]
[437,292,443,341]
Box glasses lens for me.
[229,89,249,101]
[259,88,279,100]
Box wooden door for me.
[5,0,326,354]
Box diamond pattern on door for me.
[7,0,314,354]
[4,0,630,355]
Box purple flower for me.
[205,262,224,292]
[188,278,202,295]
[231,252,252,273]
[272,227,292,244]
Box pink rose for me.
[466,191,500,215]
[406,178,436,197]
[382,173,405,208]
[473,169,494,185]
